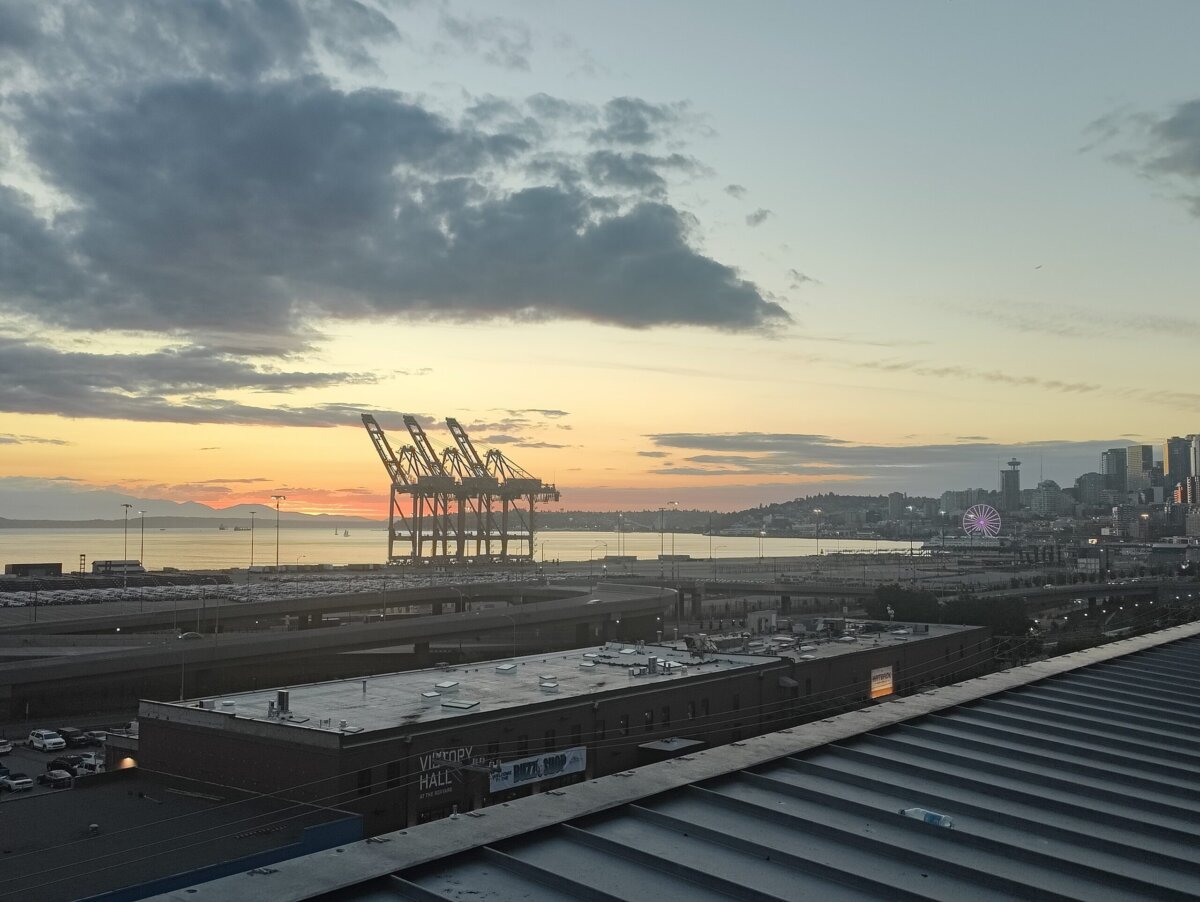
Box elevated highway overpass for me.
[0,582,674,721]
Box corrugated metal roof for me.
[366,635,1200,901]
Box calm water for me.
[0,527,910,571]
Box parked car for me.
[56,727,90,748]
[0,738,12,756]
[77,752,105,774]
[47,755,85,776]
[28,730,66,752]
[36,769,73,789]
[83,730,108,746]
[0,772,34,792]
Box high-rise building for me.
[887,491,906,520]
[1100,448,1127,494]
[1000,458,1021,511]
[1126,445,1153,493]
[1075,472,1105,506]
[1190,435,1200,480]
[1164,437,1192,491]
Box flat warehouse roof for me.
[142,642,778,737]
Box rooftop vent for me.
[435,680,459,692]
[539,682,559,693]
[441,699,479,710]
[495,663,517,674]
[277,689,290,715]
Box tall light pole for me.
[658,507,666,579]
[758,529,765,564]
[813,508,822,557]
[669,500,678,580]
[589,542,607,580]
[271,495,286,571]
[139,510,146,568]
[121,503,132,591]
[906,505,915,583]
[248,510,257,600]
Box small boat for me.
[343,529,350,537]
[234,526,251,532]
[218,524,227,531]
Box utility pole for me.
[272,495,287,571]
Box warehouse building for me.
[138,622,988,835]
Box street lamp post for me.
[669,500,678,580]
[139,510,146,568]
[758,530,765,564]
[658,507,666,578]
[248,510,257,601]
[589,542,607,580]
[813,508,822,557]
[271,495,286,571]
[121,503,132,592]
[906,505,915,582]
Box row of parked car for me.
[0,727,109,793]
[25,727,107,751]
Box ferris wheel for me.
[962,504,1002,537]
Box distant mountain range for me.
[0,479,385,527]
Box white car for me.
[28,730,66,752]
[0,738,12,756]
[78,752,106,774]
[0,772,34,792]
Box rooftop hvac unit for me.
[277,689,290,715]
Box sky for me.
[2,0,1200,519]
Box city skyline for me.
[3,2,1200,516]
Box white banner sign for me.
[489,747,587,793]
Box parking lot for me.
[0,731,109,798]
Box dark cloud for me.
[590,97,686,146]
[483,434,520,445]
[0,7,787,349]
[503,408,569,419]
[0,0,397,87]
[637,450,668,458]
[0,432,68,445]
[585,151,700,195]
[724,184,747,199]
[787,268,819,288]
[0,336,418,426]
[745,208,772,227]
[643,432,1130,493]
[1090,99,1200,216]
[439,12,531,71]
[515,440,569,449]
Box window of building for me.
[660,706,670,728]
[619,714,629,736]
[643,710,654,733]
[805,677,812,696]
[386,761,402,790]
[596,719,606,740]
[700,698,710,718]
[357,768,372,797]
[687,701,696,720]
[732,693,740,711]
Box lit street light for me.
[589,542,607,580]
[272,494,287,571]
